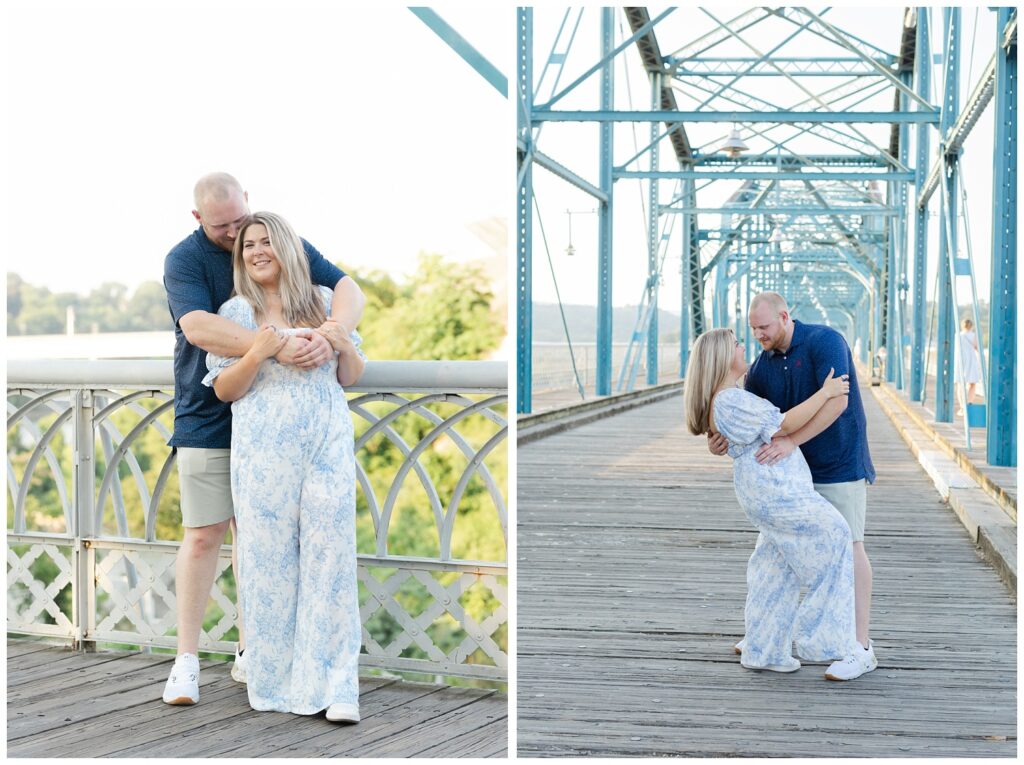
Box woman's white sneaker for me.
[162,653,200,705]
[825,640,877,681]
[230,647,247,683]
[741,656,801,673]
[326,703,360,723]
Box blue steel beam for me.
[909,9,930,402]
[646,72,660,386]
[987,7,1017,466]
[692,154,891,167]
[409,8,508,98]
[516,8,532,414]
[934,8,960,423]
[595,8,614,397]
[533,110,940,124]
[523,143,609,202]
[617,170,916,181]
[664,205,897,216]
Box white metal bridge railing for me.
[7,359,508,682]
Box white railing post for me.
[71,388,97,652]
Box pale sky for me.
[5,1,511,294]
[525,5,1001,312]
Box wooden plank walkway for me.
[6,640,507,758]
[517,383,1016,757]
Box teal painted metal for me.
[934,8,961,423]
[516,8,533,414]
[533,109,940,123]
[910,9,930,402]
[595,8,614,397]
[408,8,508,97]
[987,7,1017,467]
[646,72,660,386]
[679,176,694,376]
[617,170,917,181]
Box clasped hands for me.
[706,430,797,466]
[251,320,354,369]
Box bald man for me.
[161,172,365,704]
[709,291,877,681]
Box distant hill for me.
[530,303,684,344]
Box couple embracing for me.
[684,292,877,681]
[161,173,366,722]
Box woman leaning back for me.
[683,327,861,679]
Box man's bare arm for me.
[179,310,257,357]
[330,276,365,332]
[179,310,322,368]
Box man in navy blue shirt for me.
[161,172,365,705]
[709,291,877,681]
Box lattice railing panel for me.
[6,361,507,681]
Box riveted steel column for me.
[934,8,960,422]
[680,174,693,375]
[646,71,660,386]
[910,9,931,402]
[894,70,912,390]
[988,7,1017,466]
[596,7,615,396]
[516,8,533,413]
[72,389,96,652]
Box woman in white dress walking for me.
[955,317,982,416]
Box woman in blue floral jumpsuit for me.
[684,328,857,675]
[204,212,365,721]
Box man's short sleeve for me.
[811,329,851,386]
[164,248,214,327]
[302,238,346,289]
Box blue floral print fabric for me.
[204,286,364,714]
[713,386,856,667]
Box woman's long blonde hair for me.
[683,328,737,435]
[232,211,327,328]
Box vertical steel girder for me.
[934,8,960,422]
[910,9,930,402]
[596,8,614,396]
[679,175,694,376]
[893,71,912,391]
[987,8,1017,466]
[516,8,533,414]
[646,72,660,385]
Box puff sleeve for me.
[713,387,784,448]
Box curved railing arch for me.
[6,359,508,681]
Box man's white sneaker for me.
[825,640,877,681]
[230,647,247,684]
[162,653,200,705]
[326,702,360,723]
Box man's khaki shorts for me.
[814,479,867,543]
[176,447,234,528]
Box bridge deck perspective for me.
[517,383,1016,757]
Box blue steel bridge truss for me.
[516,6,1016,468]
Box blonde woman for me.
[202,212,365,722]
[684,328,859,678]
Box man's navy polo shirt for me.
[745,319,875,485]
[163,226,345,449]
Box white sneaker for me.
[230,647,247,684]
[326,702,360,723]
[825,640,878,681]
[162,653,200,705]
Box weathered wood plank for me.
[517,384,1016,757]
[7,644,507,758]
